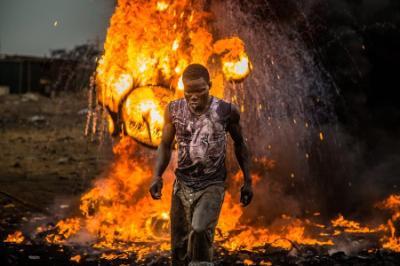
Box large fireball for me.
[94,0,253,145]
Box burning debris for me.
[4,231,24,244]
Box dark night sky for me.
[0,0,115,56]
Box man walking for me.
[149,64,253,266]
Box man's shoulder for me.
[169,98,185,106]
[168,98,186,117]
[212,96,235,118]
[213,96,238,108]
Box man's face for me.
[183,77,210,112]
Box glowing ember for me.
[70,255,81,263]
[100,253,128,260]
[243,259,254,265]
[4,231,24,244]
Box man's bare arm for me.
[228,104,253,206]
[228,105,251,184]
[153,105,175,178]
[149,104,175,200]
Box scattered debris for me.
[77,108,88,115]
[57,157,70,164]
[28,115,46,123]
[21,93,40,102]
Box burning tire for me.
[121,86,174,148]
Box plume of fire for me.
[23,137,335,258]
[95,0,252,146]
[41,138,173,259]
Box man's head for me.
[182,64,211,113]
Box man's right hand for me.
[149,177,163,200]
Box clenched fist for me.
[240,182,253,207]
[149,177,163,200]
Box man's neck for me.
[187,96,212,116]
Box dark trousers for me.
[170,179,225,266]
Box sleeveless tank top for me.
[169,96,232,191]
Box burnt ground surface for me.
[1,242,400,266]
[0,92,400,265]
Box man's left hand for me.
[240,182,253,207]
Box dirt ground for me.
[0,91,113,238]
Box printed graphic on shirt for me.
[170,97,231,190]
[187,111,225,173]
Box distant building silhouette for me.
[0,44,100,95]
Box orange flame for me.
[378,194,400,251]
[214,37,252,81]
[70,255,82,263]
[331,214,380,233]
[96,0,252,144]
[4,231,24,244]
[46,218,81,244]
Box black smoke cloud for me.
[300,0,400,218]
